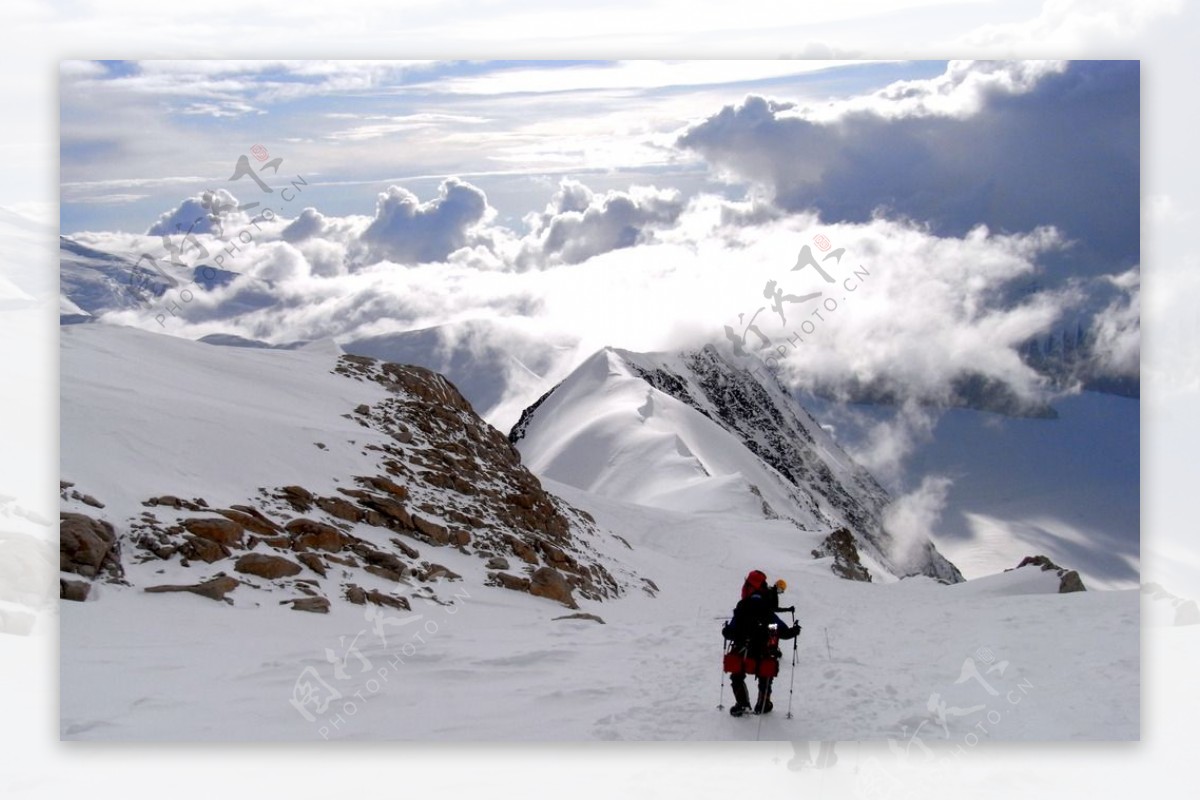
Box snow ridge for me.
[512,345,962,583]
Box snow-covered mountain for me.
[61,324,638,614]
[343,319,576,433]
[509,345,962,583]
[59,235,246,321]
[59,324,1139,742]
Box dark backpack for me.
[723,593,777,657]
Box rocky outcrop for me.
[529,566,578,609]
[216,507,281,537]
[235,553,303,579]
[286,597,330,613]
[554,612,605,624]
[285,518,349,552]
[182,518,244,547]
[1013,555,1087,593]
[60,512,122,581]
[488,572,531,592]
[69,349,637,618]
[144,575,240,602]
[344,584,411,610]
[60,578,90,602]
[811,528,872,583]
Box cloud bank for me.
[677,60,1139,276]
[65,60,1138,438]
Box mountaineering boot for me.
[754,687,773,715]
[730,675,751,717]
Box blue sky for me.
[60,60,941,233]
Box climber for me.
[722,571,800,716]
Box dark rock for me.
[144,495,206,512]
[285,518,348,552]
[356,546,407,573]
[490,571,531,592]
[357,494,412,529]
[79,494,105,509]
[59,512,119,579]
[60,578,90,602]
[145,575,240,602]
[390,538,420,560]
[144,495,183,509]
[296,552,328,577]
[1013,555,1088,593]
[1016,555,1061,571]
[287,597,330,613]
[486,556,510,571]
[529,566,578,609]
[507,536,538,565]
[235,553,303,579]
[417,563,461,582]
[181,535,230,564]
[358,475,408,499]
[278,485,314,512]
[182,518,244,547]
[315,496,362,523]
[217,507,282,537]
[1059,570,1087,593]
[553,612,605,624]
[363,588,410,610]
[412,515,450,545]
[811,528,872,582]
[364,564,406,583]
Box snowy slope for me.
[59,325,1137,742]
[61,325,389,513]
[61,323,638,623]
[61,475,1139,741]
[511,346,961,583]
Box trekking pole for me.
[786,610,801,720]
[717,638,727,710]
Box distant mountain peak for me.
[511,344,963,583]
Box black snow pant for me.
[730,672,773,711]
